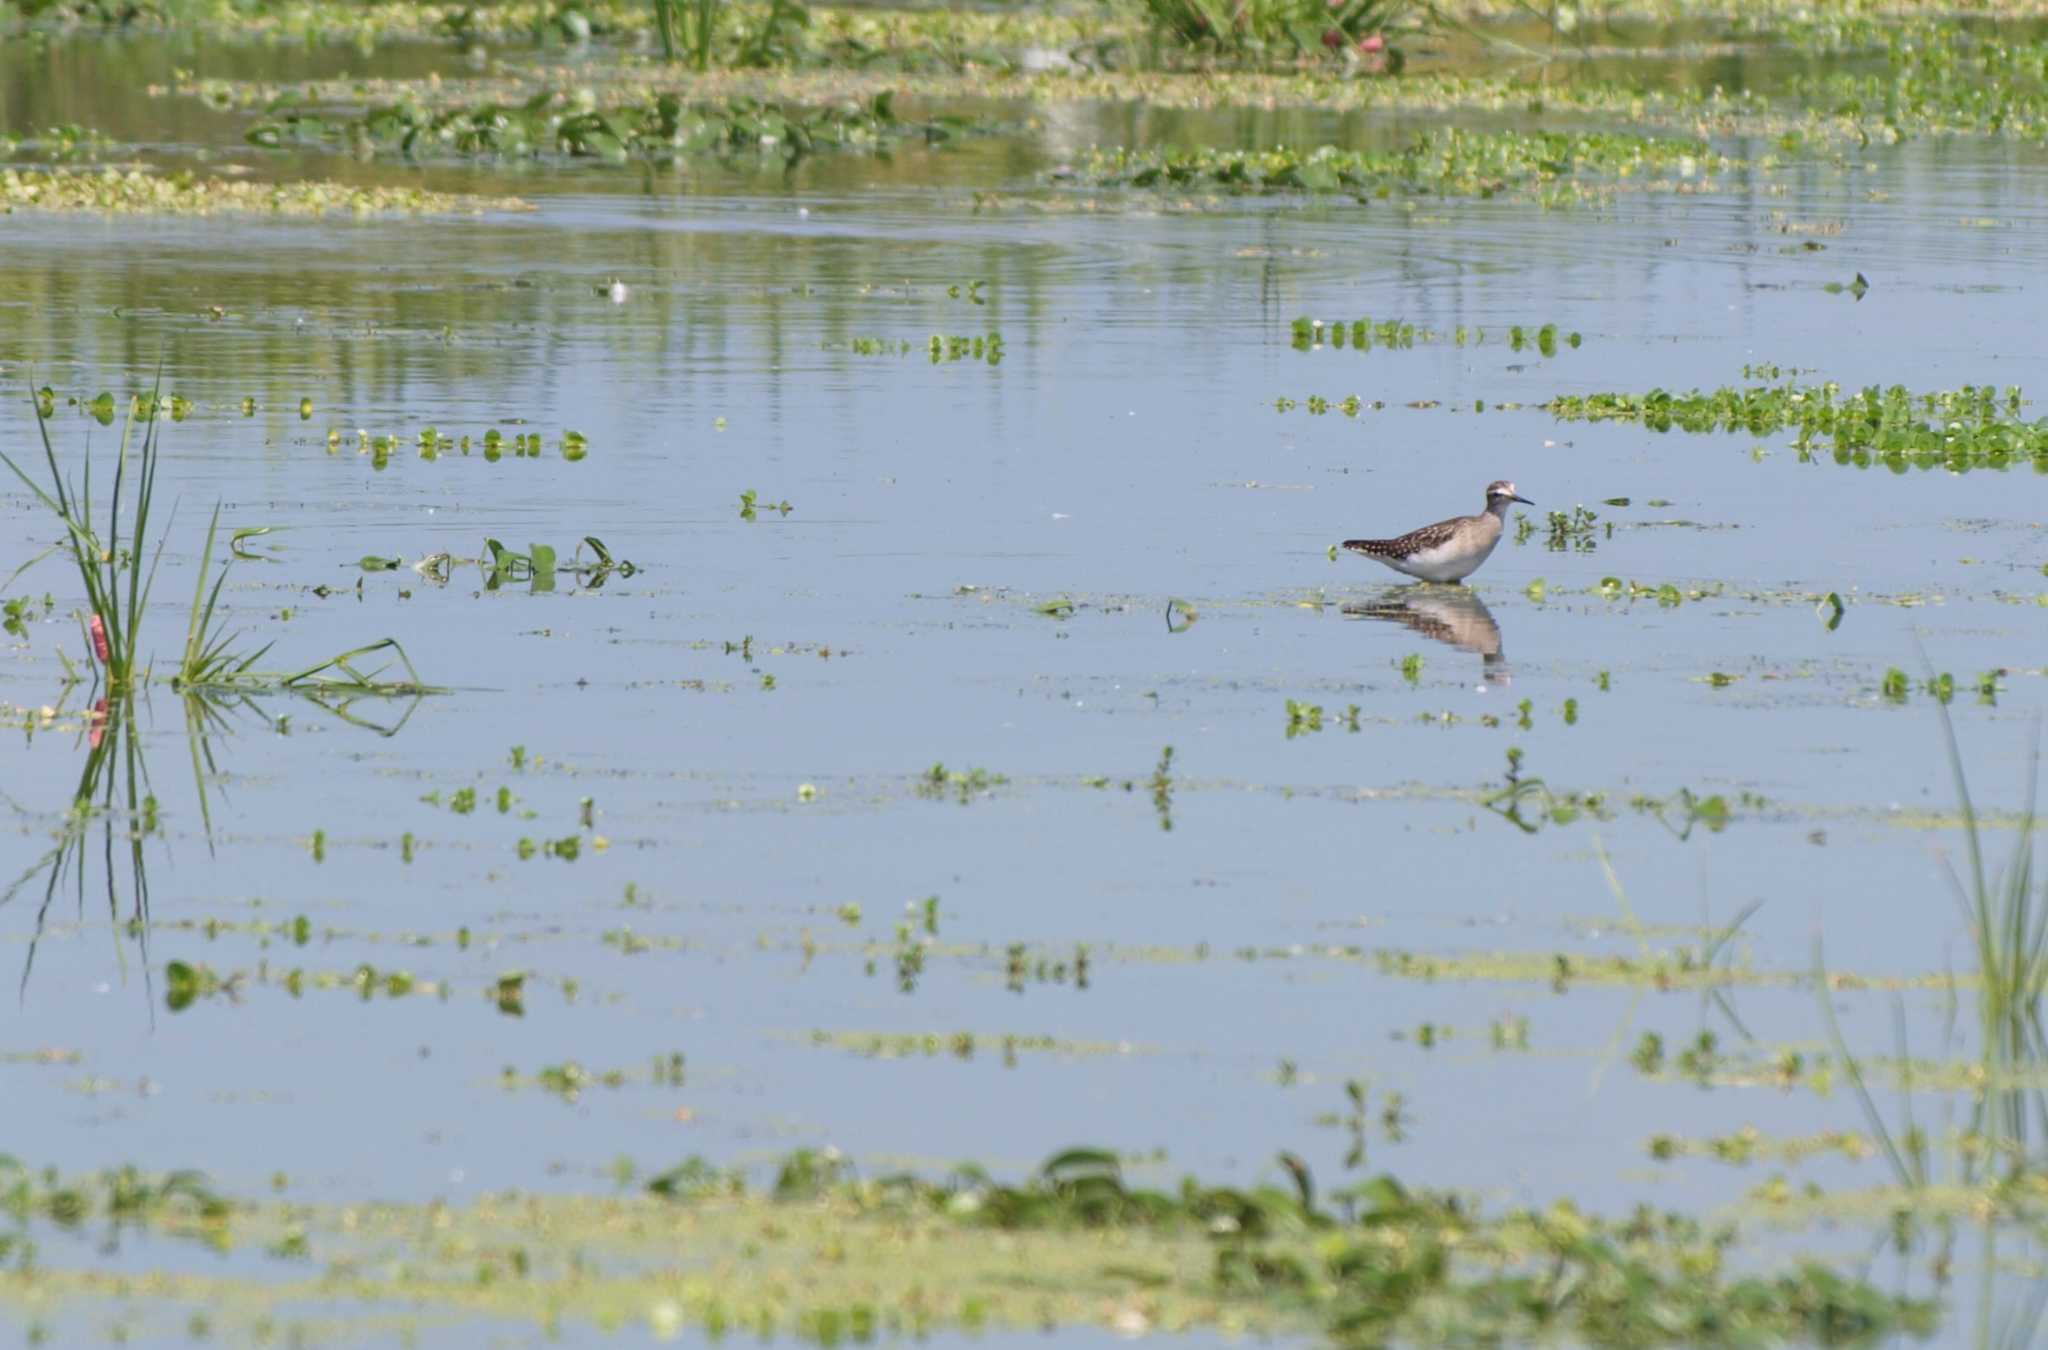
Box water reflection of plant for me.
[1,682,425,1005]
[2,690,155,1003]
[1817,704,2048,1347]
[1480,746,1733,840]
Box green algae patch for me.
[1647,1126,1878,1166]
[0,1047,79,1066]
[0,167,532,217]
[1373,946,1799,992]
[801,1028,1143,1060]
[0,1150,1937,1346]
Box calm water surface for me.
[5,31,2048,1346]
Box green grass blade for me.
[183,502,226,684]
[1812,935,1916,1188]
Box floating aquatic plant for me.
[246,90,980,166]
[839,332,1003,364]
[1065,128,1737,201]
[1546,379,2048,470]
[327,424,590,464]
[1543,504,1601,552]
[392,538,636,592]
[0,122,114,162]
[916,763,1006,804]
[738,489,792,521]
[1284,699,1362,736]
[1151,745,1175,831]
[1290,315,1581,352]
[1795,22,2048,143]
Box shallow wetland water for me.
[7,13,2048,1346]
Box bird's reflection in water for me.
[1342,585,1509,688]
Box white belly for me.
[1374,535,1495,583]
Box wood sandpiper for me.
[1341,481,1532,583]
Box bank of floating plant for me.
[1067,129,1733,199]
[0,165,529,217]
[246,91,981,166]
[1545,379,2048,470]
[0,1142,1937,1345]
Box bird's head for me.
[1485,480,1533,512]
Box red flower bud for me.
[89,613,110,666]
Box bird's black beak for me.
[1510,494,1534,506]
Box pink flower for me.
[1359,32,1385,50]
[89,613,109,666]
[89,696,109,750]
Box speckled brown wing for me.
[1342,516,1461,560]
